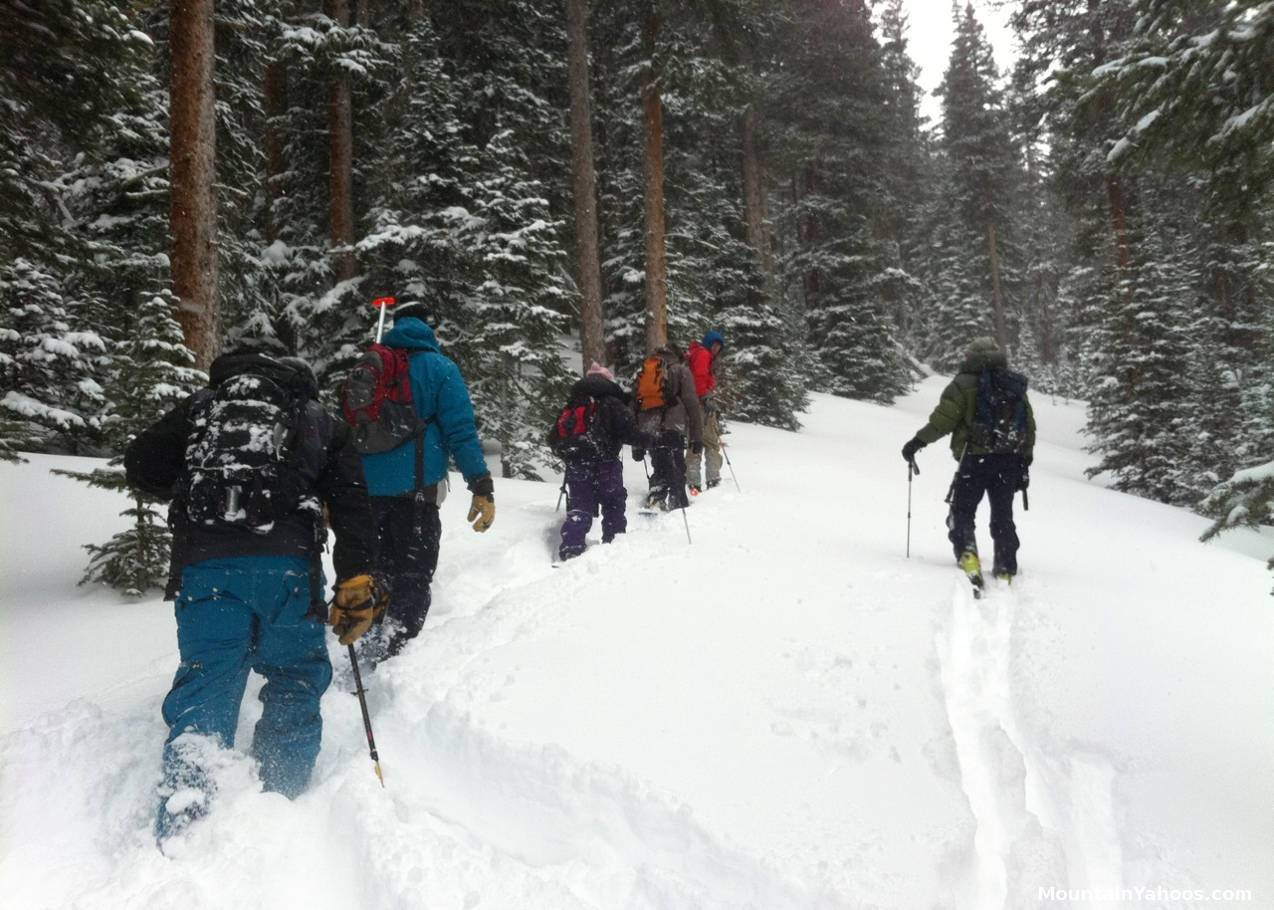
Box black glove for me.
[901,437,925,462]
[690,440,704,455]
[1018,456,1030,491]
[701,394,719,418]
[632,446,646,462]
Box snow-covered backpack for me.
[635,355,674,411]
[549,398,606,461]
[183,366,310,533]
[969,368,1029,453]
[341,344,425,454]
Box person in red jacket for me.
[685,330,725,493]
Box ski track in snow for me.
[937,577,1124,909]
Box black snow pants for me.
[946,453,1025,574]
[366,495,442,661]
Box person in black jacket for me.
[552,362,653,561]
[124,349,381,843]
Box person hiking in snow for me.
[633,344,703,511]
[900,336,1035,582]
[550,362,655,561]
[684,330,725,495]
[123,349,382,842]
[355,300,494,661]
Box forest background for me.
[1,0,1271,594]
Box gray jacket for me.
[635,348,704,445]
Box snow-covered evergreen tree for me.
[55,292,200,595]
[763,0,909,402]
[1200,460,1274,596]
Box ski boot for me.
[959,550,985,598]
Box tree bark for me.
[641,0,668,354]
[328,0,357,284]
[567,0,606,370]
[803,160,819,297]
[985,214,1007,348]
[263,60,285,246]
[170,0,218,371]
[1105,173,1130,271]
[740,105,773,276]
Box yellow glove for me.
[467,494,495,533]
[329,574,387,646]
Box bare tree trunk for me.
[803,160,819,297]
[263,60,285,246]
[567,0,605,370]
[641,1,668,354]
[170,0,218,371]
[740,105,773,277]
[1105,173,1131,271]
[985,215,1007,348]
[328,0,357,284]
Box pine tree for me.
[1082,188,1196,504]
[55,292,200,595]
[763,0,909,402]
[924,3,1026,369]
[1200,460,1274,596]
[0,0,164,455]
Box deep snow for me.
[1,378,1270,910]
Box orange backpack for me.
[635,355,674,410]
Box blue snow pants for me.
[158,555,331,834]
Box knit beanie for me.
[585,361,614,381]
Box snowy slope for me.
[1,378,1270,910]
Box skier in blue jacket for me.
[359,301,495,660]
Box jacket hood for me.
[381,317,441,352]
[958,336,1007,374]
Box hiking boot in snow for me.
[706,478,720,489]
[688,485,701,496]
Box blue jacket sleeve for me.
[422,355,490,482]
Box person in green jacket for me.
[901,337,1035,580]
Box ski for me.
[959,551,985,599]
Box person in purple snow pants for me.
[550,362,654,562]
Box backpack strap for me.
[398,347,437,502]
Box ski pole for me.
[1022,487,1029,511]
[556,474,567,512]
[679,499,692,544]
[720,439,741,492]
[906,457,919,557]
[372,296,395,343]
[347,644,385,788]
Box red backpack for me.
[548,398,605,461]
[341,344,424,454]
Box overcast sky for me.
[899,0,1017,124]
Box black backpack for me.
[548,398,606,461]
[969,368,1029,453]
[183,366,312,532]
